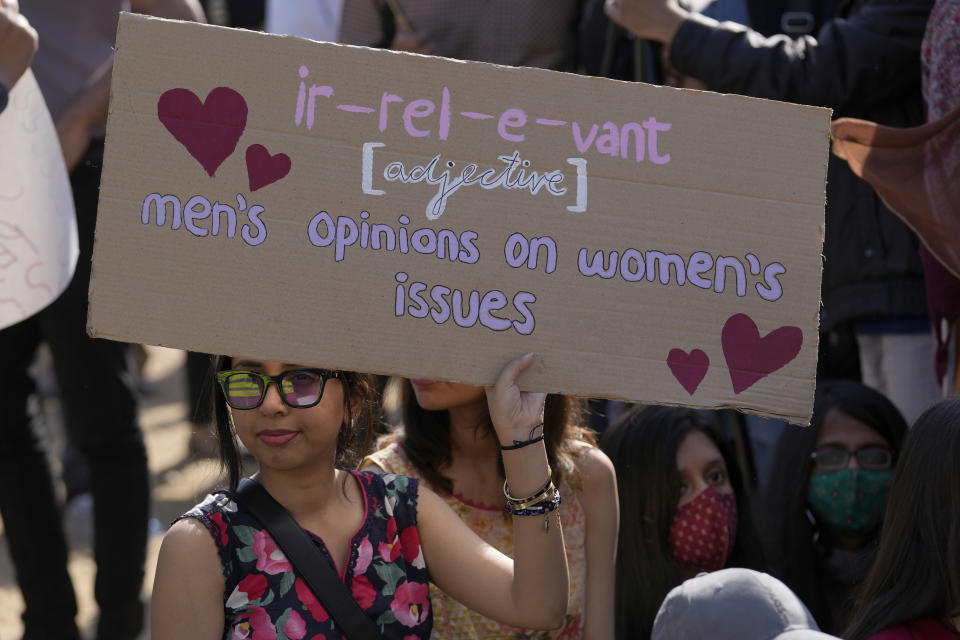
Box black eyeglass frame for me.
[809,445,894,471]
[216,368,340,410]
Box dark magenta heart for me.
[722,313,803,394]
[246,144,291,191]
[667,348,710,395]
[157,87,247,177]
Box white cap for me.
[652,568,840,640]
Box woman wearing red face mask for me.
[599,406,765,640]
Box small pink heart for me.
[721,313,803,394]
[246,144,291,191]
[667,348,710,395]
[157,87,247,177]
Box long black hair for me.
[210,355,376,492]
[844,396,960,640]
[759,379,908,633]
[599,405,765,640]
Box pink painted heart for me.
[667,348,710,395]
[246,144,291,191]
[721,313,803,394]
[157,87,247,177]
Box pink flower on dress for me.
[295,578,330,622]
[252,529,292,575]
[225,573,268,609]
[281,608,306,640]
[390,581,429,628]
[350,574,377,610]
[377,516,403,563]
[398,526,421,564]
[232,606,277,640]
[354,536,373,576]
[377,540,401,562]
[378,516,402,562]
[209,511,230,546]
[230,624,250,640]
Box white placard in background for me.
[0,70,78,330]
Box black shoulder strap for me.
[234,478,385,640]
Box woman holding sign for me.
[364,381,618,639]
[150,354,569,639]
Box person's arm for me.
[0,0,37,109]
[55,58,111,171]
[606,0,933,110]
[417,355,569,629]
[151,518,225,640]
[577,446,619,640]
[56,0,205,170]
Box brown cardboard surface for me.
[89,14,830,425]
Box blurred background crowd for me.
[0,0,958,638]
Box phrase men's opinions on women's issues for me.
[142,66,801,397]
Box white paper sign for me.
[0,70,78,329]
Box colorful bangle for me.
[506,489,562,532]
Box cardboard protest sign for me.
[90,14,830,424]
[0,70,78,330]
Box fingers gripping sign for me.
[485,353,547,449]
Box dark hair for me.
[844,396,960,640]
[211,355,376,492]
[759,379,908,632]
[599,405,765,640]
[381,381,594,493]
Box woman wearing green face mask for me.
[759,380,908,636]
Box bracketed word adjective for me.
[362,145,586,219]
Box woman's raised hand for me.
[485,353,547,448]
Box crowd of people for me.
[1,0,958,638]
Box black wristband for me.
[0,82,8,115]
[500,433,545,451]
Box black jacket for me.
[669,0,932,329]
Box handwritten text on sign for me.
[90,15,829,423]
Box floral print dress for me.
[180,470,432,639]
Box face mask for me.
[668,486,738,573]
[807,468,893,536]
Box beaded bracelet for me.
[505,489,562,532]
